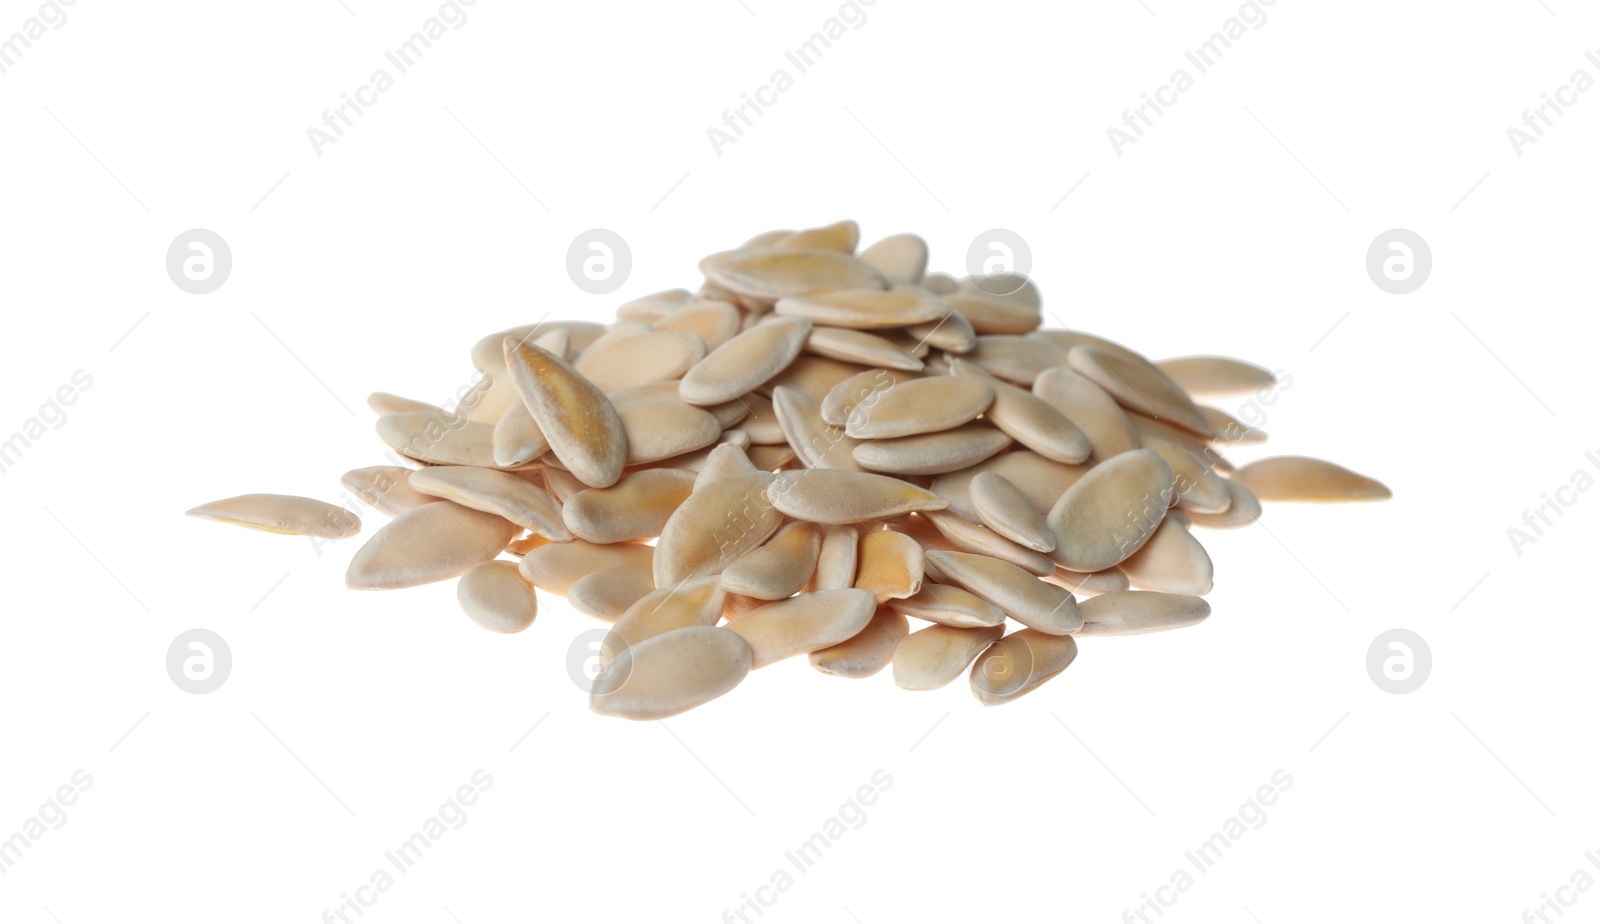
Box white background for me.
[2,0,1597,921]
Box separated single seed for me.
[457,561,538,634]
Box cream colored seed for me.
[187,493,360,539]
[923,510,1056,576]
[888,583,1007,629]
[960,335,1071,385]
[923,549,1081,634]
[820,368,921,428]
[694,444,759,489]
[726,589,877,669]
[774,288,946,329]
[1187,480,1262,529]
[857,233,928,283]
[1046,448,1174,572]
[804,326,925,371]
[679,316,812,407]
[1117,517,1214,596]
[771,386,864,472]
[590,626,752,720]
[408,465,571,540]
[347,502,516,590]
[367,392,448,416]
[700,249,887,302]
[616,399,723,465]
[853,528,925,603]
[735,392,787,445]
[562,469,696,544]
[504,339,627,488]
[903,300,976,353]
[721,520,823,600]
[759,354,873,403]
[652,299,742,351]
[1156,355,1277,399]
[892,623,1005,691]
[1232,456,1393,503]
[376,411,502,469]
[775,219,860,253]
[491,399,548,468]
[969,630,1078,706]
[1066,345,1214,438]
[600,576,727,671]
[654,471,781,586]
[968,471,1056,553]
[457,560,538,634]
[767,469,948,524]
[812,524,860,590]
[844,376,993,440]
[1077,590,1211,636]
[852,423,1013,477]
[1198,405,1268,444]
[931,450,1093,521]
[949,360,1091,463]
[519,539,654,596]
[1138,433,1232,516]
[616,288,693,323]
[809,607,910,679]
[574,330,707,394]
[567,565,658,621]
[1043,567,1130,595]
[1031,366,1140,461]
[340,467,436,518]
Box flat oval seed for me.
[617,400,724,464]
[1199,405,1268,444]
[505,339,627,488]
[758,354,873,403]
[852,423,1013,476]
[701,249,887,301]
[519,539,654,595]
[969,471,1056,553]
[820,368,921,428]
[772,386,863,472]
[932,451,1094,521]
[812,524,861,591]
[600,576,727,670]
[590,626,752,720]
[653,300,742,350]
[1232,456,1392,503]
[347,502,517,590]
[492,400,549,467]
[888,583,1007,628]
[775,288,947,329]
[340,467,435,518]
[1043,567,1130,595]
[616,288,693,323]
[457,560,538,634]
[368,392,448,416]
[376,411,502,468]
[845,376,993,440]
[1139,433,1231,515]
[767,469,948,524]
[945,291,1040,335]
[574,330,708,394]
[804,326,924,371]
[567,565,658,621]
[950,360,1090,463]
[562,469,696,544]
[654,471,781,586]
[679,317,812,407]
[1046,448,1174,572]
[1066,345,1214,438]
[694,444,759,489]
[923,510,1056,576]
[904,304,977,353]
[721,521,823,600]
[187,493,359,538]
[854,529,925,602]
[962,335,1071,385]
[408,465,571,540]
[1188,480,1262,529]
[1156,355,1277,399]
[1031,367,1140,461]
[970,630,1078,706]
[736,392,787,445]
[1077,590,1211,636]
[727,589,877,669]
[893,623,1006,691]
[809,607,910,679]
[1117,517,1214,595]
[776,219,860,253]
[923,549,1082,634]
[858,233,928,283]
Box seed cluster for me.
[188,220,1390,719]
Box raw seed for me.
[457,560,538,634]
[853,528,925,602]
[505,339,628,488]
[562,469,697,544]
[408,465,571,540]
[852,422,1012,477]
[888,583,1007,628]
[679,316,812,406]
[767,469,948,524]
[1077,590,1210,636]
[519,539,654,596]
[809,607,910,679]
[1117,517,1214,595]
[340,467,435,518]
[346,502,517,590]
[923,549,1081,634]
[812,524,861,590]
[1232,456,1392,503]
[923,510,1056,576]
[187,493,360,538]
[1031,367,1140,461]
[775,288,945,329]
[820,367,922,428]
[1066,345,1214,438]
[567,565,658,621]
[772,386,864,472]
[721,520,823,600]
[950,360,1091,463]
[600,576,726,670]
[1046,448,1173,572]
[700,249,886,302]
[590,626,752,720]
[857,233,929,283]
[654,471,781,586]
[804,326,925,371]
[1156,355,1277,399]
[968,471,1056,553]
[844,376,993,440]
[726,589,877,669]
[893,623,1005,691]
[969,630,1078,706]
[1187,480,1262,529]
[574,330,707,394]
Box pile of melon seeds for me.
[188,220,1391,719]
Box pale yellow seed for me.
[679,316,812,407]
[1232,456,1392,503]
[567,565,658,621]
[562,469,696,544]
[857,233,928,283]
[600,576,727,670]
[574,330,708,394]
[187,493,359,539]
[892,623,1005,691]
[923,549,1082,634]
[654,471,781,586]
[590,626,752,720]
[1046,448,1174,572]
[504,338,627,488]
[457,560,538,634]
[346,502,517,590]
[1117,517,1214,595]
[519,540,654,596]
[812,524,861,591]
[809,607,910,679]
[408,465,571,540]
[1032,367,1140,461]
[888,583,1007,628]
[726,589,877,669]
[767,469,948,524]
[1077,590,1210,636]
[853,529,925,603]
[969,630,1078,706]
[721,520,823,600]
[1066,345,1214,438]
[968,471,1056,553]
[1156,355,1277,399]
[340,467,435,518]
[700,249,887,301]
[923,510,1055,576]
[844,376,993,440]
[774,288,946,329]
[852,423,1013,477]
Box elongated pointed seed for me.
[888,583,1007,628]
[408,465,571,540]
[858,233,928,283]
[969,472,1056,553]
[1066,345,1214,438]
[567,565,658,621]
[340,467,435,518]
[504,338,627,488]
[775,288,945,329]
[1156,355,1277,399]
[188,493,360,538]
[923,550,1081,634]
[726,589,877,669]
[721,520,823,600]
[852,423,1013,477]
[1117,517,1214,595]
[767,469,948,524]
[893,623,1006,691]
[600,576,727,671]
[679,316,812,407]
[1046,448,1174,572]
[970,630,1078,706]
[1187,479,1262,529]
[810,607,910,679]
[519,540,654,595]
[1077,591,1211,636]
[844,376,993,439]
[1032,367,1140,461]
[590,626,752,720]
[1232,456,1392,503]
[654,471,781,586]
[562,469,696,544]
[346,502,517,590]
[812,524,860,590]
